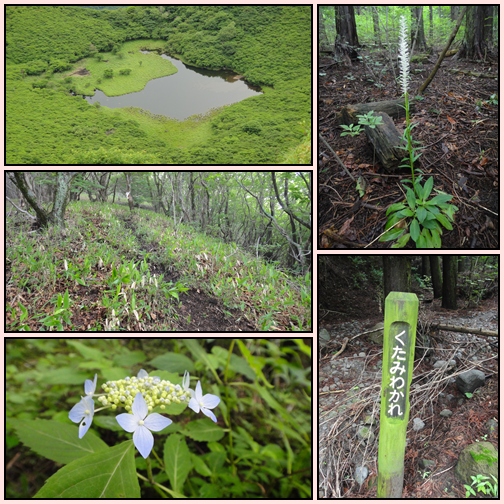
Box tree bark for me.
[442,255,458,309]
[430,255,442,299]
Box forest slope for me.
[6,5,311,164]
[6,202,311,331]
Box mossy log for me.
[338,99,415,126]
[363,112,406,171]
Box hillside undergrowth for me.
[6,202,311,331]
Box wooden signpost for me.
[377,291,418,498]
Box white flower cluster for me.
[398,15,410,96]
[97,369,189,412]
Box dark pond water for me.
[85,54,262,120]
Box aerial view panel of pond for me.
[85,54,262,120]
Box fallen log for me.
[431,323,498,337]
[338,98,414,125]
[362,112,406,171]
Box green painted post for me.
[377,291,418,498]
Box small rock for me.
[440,409,453,417]
[419,458,436,469]
[486,418,498,435]
[357,425,375,442]
[455,441,498,484]
[359,352,366,358]
[322,386,329,393]
[354,465,368,485]
[456,369,486,394]
[413,418,425,431]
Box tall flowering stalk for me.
[379,15,458,248]
[398,15,417,185]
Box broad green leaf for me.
[392,233,410,248]
[164,434,192,493]
[113,350,146,368]
[422,177,434,200]
[34,440,139,498]
[191,453,212,477]
[410,219,420,242]
[416,206,427,223]
[43,367,90,385]
[14,419,108,464]
[181,418,225,442]
[379,227,405,242]
[430,228,442,248]
[426,193,453,206]
[149,352,195,373]
[385,202,406,216]
[406,187,416,210]
[397,208,414,218]
[211,346,255,381]
[436,213,453,230]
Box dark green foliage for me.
[118,68,132,76]
[103,68,114,79]
[6,5,311,164]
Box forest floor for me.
[5,202,311,332]
[319,48,499,248]
[318,262,498,498]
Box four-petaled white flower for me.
[188,381,220,423]
[116,393,172,458]
[69,395,95,439]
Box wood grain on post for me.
[377,291,418,498]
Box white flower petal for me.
[194,381,203,401]
[144,413,172,432]
[131,393,148,419]
[84,374,98,395]
[182,370,190,390]
[133,425,154,459]
[116,413,138,433]
[202,393,220,409]
[188,397,200,413]
[201,407,218,423]
[137,369,149,379]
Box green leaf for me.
[416,206,427,223]
[191,453,212,477]
[435,213,453,230]
[379,227,405,242]
[397,208,414,218]
[426,193,453,206]
[67,340,106,361]
[410,219,420,242]
[430,228,442,248]
[34,441,139,498]
[385,202,406,216]
[182,340,219,379]
[149,352,195,373]
[15,419,108,465]
[164,434,192,494]
[236,339,273,388]
[421,176,434,200]
[391,233,410,248]
[181,418,225,442]
[406,187,416,211]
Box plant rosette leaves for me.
[14,419,108,465]
[34,440,140,498]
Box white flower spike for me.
[69,395,95,439]
[398,15,410,96]
[188,381,220,423]
[116,393,172,458]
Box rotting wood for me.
[448,68,497,79]
[338,99,414,125]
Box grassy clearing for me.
[58,40,177,97]
[6,202,311,332]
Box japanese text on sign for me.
[387,329,408,418]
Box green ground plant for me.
[6,201,310,331]
[464,474,498,498]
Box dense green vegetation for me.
[6,5,311,164]
[6,338,311,497]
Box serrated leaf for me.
[149,352,195,373]
[34,441,139,498]
[164,434,192,493]
[15,419,108,464]
[181,419,225,442]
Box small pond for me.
[85,54,262,120]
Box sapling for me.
[379,16,458,249]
